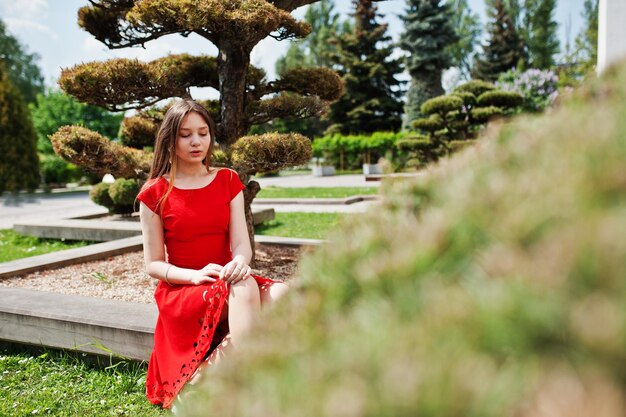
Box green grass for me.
[253,169,311,178]
[0,350,164,416]
[277,169,312,177]
[255,212,345,240]
[0,230,92,263]
[335,169,363,175]
[256,186,378,199]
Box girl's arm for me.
[220,190,253,283]
[139,202,220,285]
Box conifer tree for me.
[522,0,559,69]
[399,0,459,128]
[472,0,526,81]
[325,0,404,134]
[0,62,40,193]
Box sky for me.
[0,0,585,99]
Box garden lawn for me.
[256,186,378,199]
[0,350,164,416]
[0,229,91,263]
[255,212,345,240]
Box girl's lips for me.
[190,150,202,156]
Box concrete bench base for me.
[0,287,156,361]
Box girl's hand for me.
[190,263,222,285]
[220,257,252,284]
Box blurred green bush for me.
[181,61,626,417]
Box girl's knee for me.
[270,282,289,299]
[260,281,289,308]
[229,277,260,304]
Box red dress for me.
[137,168,275,408]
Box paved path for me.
[0,192,107,230]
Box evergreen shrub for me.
[182,61,626,417]
[89,182,113,208]
[411,116,443,132]
[108,178,140,207]
[453,79,495,96]
[89,179,140,214]
[420,95,463,115]
[472,106,504,123]
[476,90,524,108]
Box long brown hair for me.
[146,99,217,214]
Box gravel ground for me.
[0,244,304,304]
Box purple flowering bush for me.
[497,68,559,112]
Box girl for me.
[137,99,288,409]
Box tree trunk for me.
[242,177,261,267]
[217,39,259,262]
[217,39,252,146]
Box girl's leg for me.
[186,312,230,386]
[227,277,261,346]
[260,282,289,308]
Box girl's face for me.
[174,111,211,166]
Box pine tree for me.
[472,0,525,81]
[325,0,405,135]
[399,0,458,129]
[0,62,40,193]
[522,0,559,68]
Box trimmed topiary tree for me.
[0,62,40,194]
[49,1,344,252]
[401,79,522,166]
